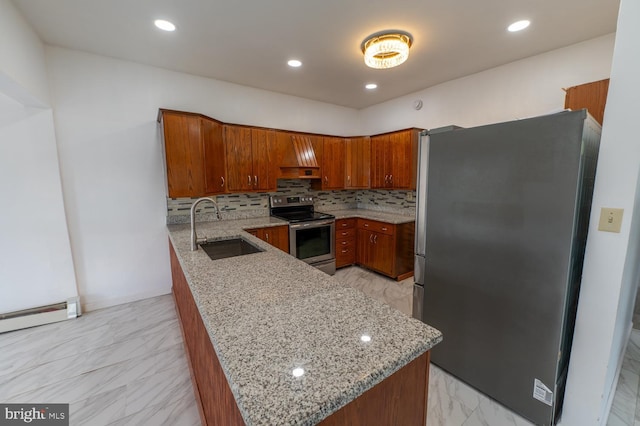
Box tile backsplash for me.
[167,180,416,224]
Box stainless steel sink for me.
[199,237,264,261]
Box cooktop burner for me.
[269,195,335,223]
[271,211,335,223]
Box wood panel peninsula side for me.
[167,218,442,426]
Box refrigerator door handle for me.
[414,255,425,286]
[414,133,430,257]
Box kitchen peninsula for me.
[168,217,442,425]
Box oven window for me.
[295,226,331,260]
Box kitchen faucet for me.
[190,197,222,251]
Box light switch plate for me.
[598,208,624,233]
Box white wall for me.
[360,34,615,134]
[45,47,361,311]
[562,0,640,423]
[0,103,78,313]
[0,0,50,106]
[0,0,77,314]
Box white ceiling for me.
[13,0,619,109]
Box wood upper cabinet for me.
[345,137,371,189]
[160,110,226,198]
[224,124,276,192]
[371,129,419,190]
[246,225,289,253]
[564,78,609,126]
[312,136,345,190]
[202,118,227,194]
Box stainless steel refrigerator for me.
[412,110,601,425]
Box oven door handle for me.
[289,220,335,229]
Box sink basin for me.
[199,237,264,261]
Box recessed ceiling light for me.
[507,20,530,32]
[288,59,302,68]
[292,367,305,377]
[154,19,176,32]
[365,83,378,90]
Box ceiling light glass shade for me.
[361,31,413,69]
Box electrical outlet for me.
[598,208,624,233]
[406,192,415,202]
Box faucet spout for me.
[190,197,221,251]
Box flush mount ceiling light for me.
[154,19,176,32]
[508,20,530,32]
[361,30,413,69]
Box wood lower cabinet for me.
[371,129,420,190]
[160,109,226,197]
[336,218,357,268]
[356,219,415,280]
[246,225,289,253]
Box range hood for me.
[279,134,321,179]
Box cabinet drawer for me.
[336,227,356,239]
[336,218,356,229]
[336,236,356,249]
[357,219,395,235]
[336,245,356,267]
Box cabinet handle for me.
[254,175,258,186]
[324,176,328,184]
[220,176,225,187]
[265,232,269,241]
[381,227,387,231]
[248,175,251,185]
[364,223,369,227]
[384,175,389,184]
[347,176,351,185]
[374,234,378,243]
[389,174,393,184]
[341,241,348,245]
[341,223,348,227]
[341,232,348,236]
[369,234,373,243]
[341,249,349,253]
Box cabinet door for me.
[345,137,370,189]
[224,125,254,192]
[263,225,290,253]
[389,130,414,189]
[320,137,345,189]
[202,118,227,194]
[370,232,394,276]
[251,128,275,191]
[356,229,372,267]
[564,78,609,126]
[371,134,390,188]
[163,112,206,197]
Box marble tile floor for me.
[0,266,542,426]
[607,328,640,426]
[0,295,200,426]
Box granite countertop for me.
[326,208,415,224]
[167,216,441,426]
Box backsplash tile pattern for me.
[167,180,416,224]
[357,189,416,216]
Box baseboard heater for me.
[0,298,81,333]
